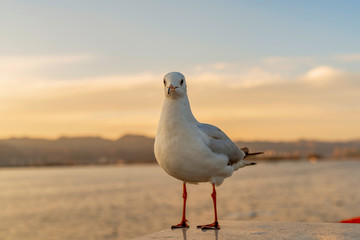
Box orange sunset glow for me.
[1,59,360,141]
[1,2,360,141]
[2,2,360,240]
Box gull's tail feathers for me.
[241,147,263,164]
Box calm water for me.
[1,160,360,240]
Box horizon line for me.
[1,133,360,143]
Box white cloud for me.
[0,54,95,97]
[261,56,318,72]
[0,72,162,99]
[302,66,342,86]
[194,62,234,72]
[1,55,360,140]
[0,54,93,75]
[0,54,95,93]
[235,67,283,88]
[191,62,284,88]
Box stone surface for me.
[134,220,360,240]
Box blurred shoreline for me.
[2,158,360,169]
[1,134,360,168]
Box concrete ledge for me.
[134,220,360,240]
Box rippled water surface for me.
[1,160,360,240]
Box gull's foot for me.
[197,221,220,230]
[171,220,189,229]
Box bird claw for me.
[171,220,189,229]
[197,222,220,230]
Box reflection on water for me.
[172,227,219,240]
[1,160,360,240]
[181,228,188,240]
[201,228,219,240]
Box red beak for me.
[168,84,177,94]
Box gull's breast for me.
[155,124,228,182]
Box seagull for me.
[154,72,262,230]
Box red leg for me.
[171,183,189,229]
[197,184,221,230]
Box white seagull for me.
[154,72,262,230]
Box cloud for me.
[191,63,284,88]
[234,67,283,88]
[260,56,319,73]
[0,54,93,78]
[302,66,343,86]
[261,56,317,66]
[334,53,360,62]
[194,62,232,72]
[187,65,360,140]
[0,70,164,139]
[1,72,163,109]
[1,55,360,140]
[0,54,95,96]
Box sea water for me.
[1,160,359,240]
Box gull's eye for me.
[180,79,184,86]
[163,79,166,86]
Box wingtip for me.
[250,162,256,165]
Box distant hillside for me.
[0,135,155,167]
[0,135,360,167]
[235,140,360,160]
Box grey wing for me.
[197,123,246,165]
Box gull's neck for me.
[160,94,198,126]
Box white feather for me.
[154,72,253,186]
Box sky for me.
[1,0,360,141]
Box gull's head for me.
[163,72,187,99]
